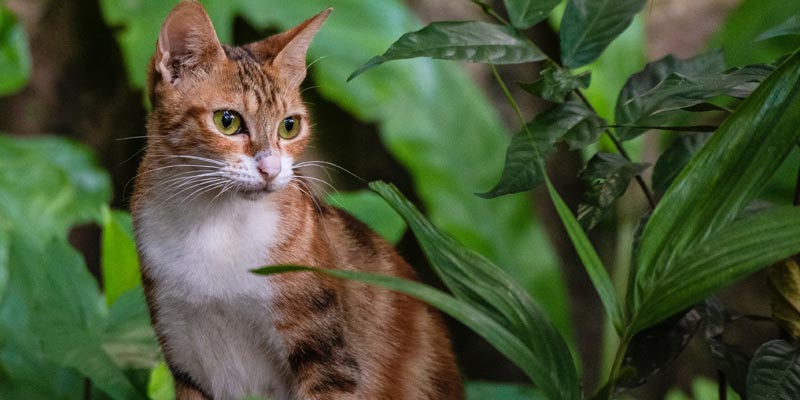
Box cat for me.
[130,1,463,399]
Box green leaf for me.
[576,153,648,230]
[148,361,175,400]
[545,178,625,333]
[767,259,800,340]
[479,101,605,198]
[701,298,751,398]
[756,15,800,41]
[503,0,561,29]
[651,133,711,198]
[559,0,646,68]
[747,340,800,400]
[368,181,579,400]
[634,207,800,332]
[466,381,543,399]
[325,190,406,244]
[632,50,800,318]
[252,265,546,392]
[519,63,591,103]
[0,5,31,96]
[102,287,159,370]
[101,208,142,306]
[348,21,546,80]
[615,51,773,140]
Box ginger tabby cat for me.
[130,1,463,399]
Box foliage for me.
[0,3,30,96]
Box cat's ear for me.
[155,0,225,85]
[250,8,332,88]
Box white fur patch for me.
[136,195,292,399]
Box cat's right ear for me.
[155,0,224,85]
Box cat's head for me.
[145,0,330,198]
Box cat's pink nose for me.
[255,151,282,182]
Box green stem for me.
[489,63,532,139]
[469,0,511,26]
[600,330,632,400]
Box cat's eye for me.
[278,116,301,140]
[213,110,243,135]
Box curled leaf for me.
[520,64,591,103]
[577,153,648,230]
[767,258,800,339]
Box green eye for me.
[213,110,243,135]
[279,116,301,140]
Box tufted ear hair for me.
[247,8,332,88]
[155,0,225,85]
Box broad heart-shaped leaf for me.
[545,178,624,333]
[479,101,605,198]
[756,15,800,41]
[576,153,648,230]
[630,50,800,318]
[503,0,561,29]
[520,63,591,103]
[0,5,31,96]
[369,181,579,400]
[651,133,711,198]
[102,287,159,370]
[101,208,141,306]
[325,190,406,244]
[559,0,646,68]
[767,259,800,339]
[252,265,548,397]
[632,206,800,333]
[616,309,702,391]
[747,340,800,400]
[348,21,546,80]
[615,51,774,140]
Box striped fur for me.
[131,2,463,399]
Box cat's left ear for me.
[250,8,332,88]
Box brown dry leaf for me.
[767,258,800,339]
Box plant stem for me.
[601,331,632,400]
[469,0,511,26]
[490,64,528,131]
[575,90,657,209]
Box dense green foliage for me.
[2,0,800,399]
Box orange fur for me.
[131,2,463,399]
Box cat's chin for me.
[238,186,277,201]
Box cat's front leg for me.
[175,380,211,400]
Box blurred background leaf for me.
[0,3,30,96]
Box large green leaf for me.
[503,0,561,29]
[634,206,800,332]
[559,0,646,68]
[651,133,711,198]
[325,190,406,244]
[102,208,142,306]
[369,181,579,400]
[466,381,543,399]
[713,0,800,67]
[348,21,546,80]
[102,0,572,342]
[102,287,159,370]
[545,178,624,333]
[747,340,800,400]
[631,50,800,315]
[615,51,773,140]
[0,5,31,96]
[479,101,604,198]
[576,153,648,230]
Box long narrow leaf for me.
[546,178,625,333]
[348,21,546,81]
[632,50,800,311]
[251,265,546,388]
[369,181,579,400]
[633,207,800,332]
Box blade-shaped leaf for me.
[520,64,591,103]
[747,340,800,400]
[560,0,646,68]
[617,309,702,390]
[101,208,141,306]
[348,21,546,80]
[632,50,800,311]
[651,133,711,197]
[0,4,31,96]
[616,51,773,140]
[634,206,800,332]
[756,15,800,41]
[252,265,547,393]
[503,0,561,29]
[576,153,648,230]
[479,101,605,198]
[546,178,624,333]
[767,259,800,339]
[369,181,579,400]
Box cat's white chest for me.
[136,197,291,399]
